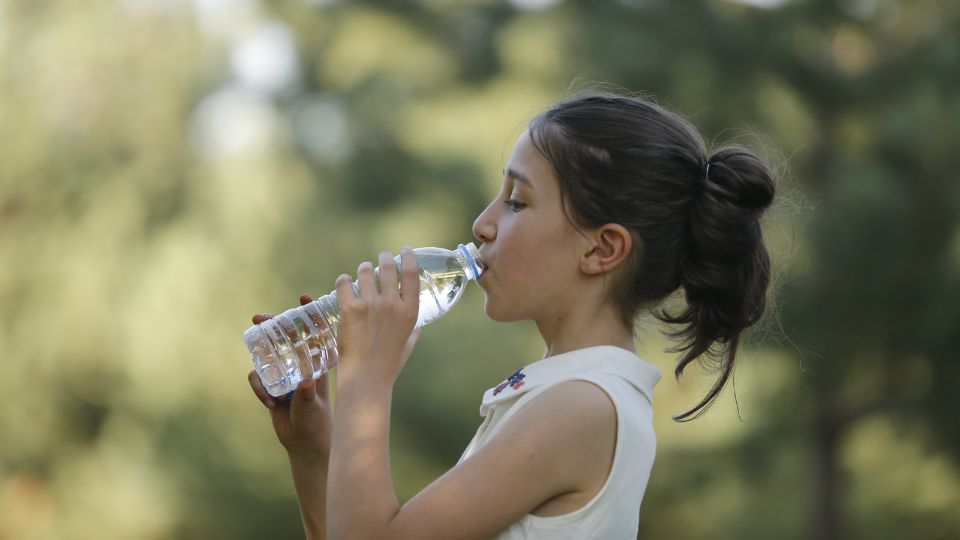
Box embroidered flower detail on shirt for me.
[493,369,526,396]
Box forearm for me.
[288,452,329,540]
[326,380,401,539]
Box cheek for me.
[478,265,527,322]
[485,218,568,290]
[495,258,540,293]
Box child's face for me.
[472,130,586,323]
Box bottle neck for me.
[458,242,484,281]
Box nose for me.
[472,199,497,244]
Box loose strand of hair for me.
[671,336,740,422]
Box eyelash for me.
[503,199,526,212]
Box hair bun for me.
[705,146,775,213]
[688,146,774,263]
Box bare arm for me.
[289,450,328,540]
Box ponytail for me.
[659,147,775,421]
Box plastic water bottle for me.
[243,243,484,398]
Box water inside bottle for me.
[402,247,473,327]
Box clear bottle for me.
[243,243,484,398]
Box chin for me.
[482,296,525,323]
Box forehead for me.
[504,130,559,193]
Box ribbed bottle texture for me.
[244,243,484,398]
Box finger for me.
[378,251,398,297]
[299,294,314,306]
[248,370,277,408]
[356,261,375,299]
[296,376,316,400]
[334,273,354,306]
[251,313,274,325]
[399,247,420,308]
[314,371,330,401]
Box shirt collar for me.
[479,345,662,416]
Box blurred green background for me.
[2,0,959,538]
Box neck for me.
[536,300,636,359]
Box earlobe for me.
[581,224,633,275]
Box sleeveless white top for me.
[459,346,662,540]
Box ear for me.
[580,223,633,275]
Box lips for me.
[476,250,490,279]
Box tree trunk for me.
[813,389,843,540]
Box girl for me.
[248,90,776,539]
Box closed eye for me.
[503,199,526,212]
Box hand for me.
[334,248,421,389]
[248,294,332,462]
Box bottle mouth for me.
[473,257,488,277]
[458,243,486,280]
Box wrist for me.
[287,448,330,469]
[336,380,394,411]
[336,360,397,395]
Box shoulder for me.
[519,378,618,429]
[486,379,618,489]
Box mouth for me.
[475,252,489,279]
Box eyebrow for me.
[504,168,535,190]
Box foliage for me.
[1,1,958,539]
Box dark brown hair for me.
[529,91,775,421]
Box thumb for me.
[401,328,421,358]
[409,328,421,346]
[291,377,320,412]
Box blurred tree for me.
[2,0,959,539]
